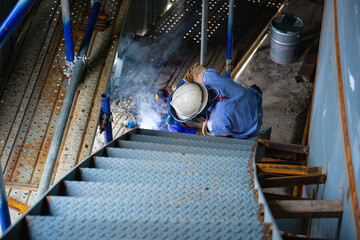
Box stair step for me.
[134,129,257,144]
[64,181,256,203]
[47,196,260,223]
[27,215,265,240]
[79,168,252,188]
[116,140,246,157]
[126,134,254,151]
[104,148,251,167]
[93,157,249,177]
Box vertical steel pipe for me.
[0,0,36,50]
[61,0,74,62]
[226,0,235,78]
[0,162,11,233]
[101,93,113,144]
[37,0,102,199]
[200,0,208,65]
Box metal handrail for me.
[0,0,36,50]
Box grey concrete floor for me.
[235,0,324,144]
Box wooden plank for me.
[264,193,310,201]
[257,163,322,175]
[259,174,326,188]
[7,197,30,214]
[259,157,306,165]
[268,200,343,218]
[258,139,309,154]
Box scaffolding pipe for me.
[0,0,36,50]
[101,93,113,144]
[226,0,235,78]
[200,0,208,65]
[0,162,11,233]
[37,0,102,199]
[61,0,74,62]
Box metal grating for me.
[2,129,270,239]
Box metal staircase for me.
[2,128,271,239]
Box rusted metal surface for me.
[268,200,343,219]
[257,163,322,175]
[333,0,360,236]
[258,139,309,154]
[259,174,327,188]
[7,197,30,214]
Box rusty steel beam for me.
[268,200,343,219]
[256,163,322,175]
[259,174,327,188]
[7,197,30,214]
[258,139,309,154]
[263,193,310,201]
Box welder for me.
[167,63,263,138]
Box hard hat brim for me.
[167,82,208,122]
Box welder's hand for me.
[184,63,207,84]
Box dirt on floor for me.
[235,0,324,144]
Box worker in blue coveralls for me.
[166,63,263,138]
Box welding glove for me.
[168,122,197,134]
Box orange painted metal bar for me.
[7,197,29,214]
[257,163,322,176]
[333,0,360,236]
[258,139,309,154]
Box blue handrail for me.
[0,0,36,50]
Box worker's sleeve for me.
[168,122,197,134]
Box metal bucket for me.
[270,14,304,64]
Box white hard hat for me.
[170,82,208,121]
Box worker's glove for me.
[184,63,207,83]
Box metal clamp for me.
[99,111,113,133]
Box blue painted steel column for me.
[0,0,36,49]
[226,0,235,78]
[61,0,74,62]
[101,93,113,144]
[37,0,103,199]
[79,1,101,56]
[200,0,208,65]
[0,162,11,233]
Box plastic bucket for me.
[270,14,304,64]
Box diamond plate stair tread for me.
[135,129,257,144]
[127,134,254,151]
[104,148,252,167]
[117,140,248,157]
[93,157,250,176]
[47,196,260,223]
[79,168,253,188]
[27,215,265,240]
[64,181,257,201]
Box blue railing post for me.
[61,0,74,62]
[37,0,103,199]
[101,93,113,144]
[200,0,208,65]
[0,0,36,50]
[226,0,235,78]
[0,162,11,233]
